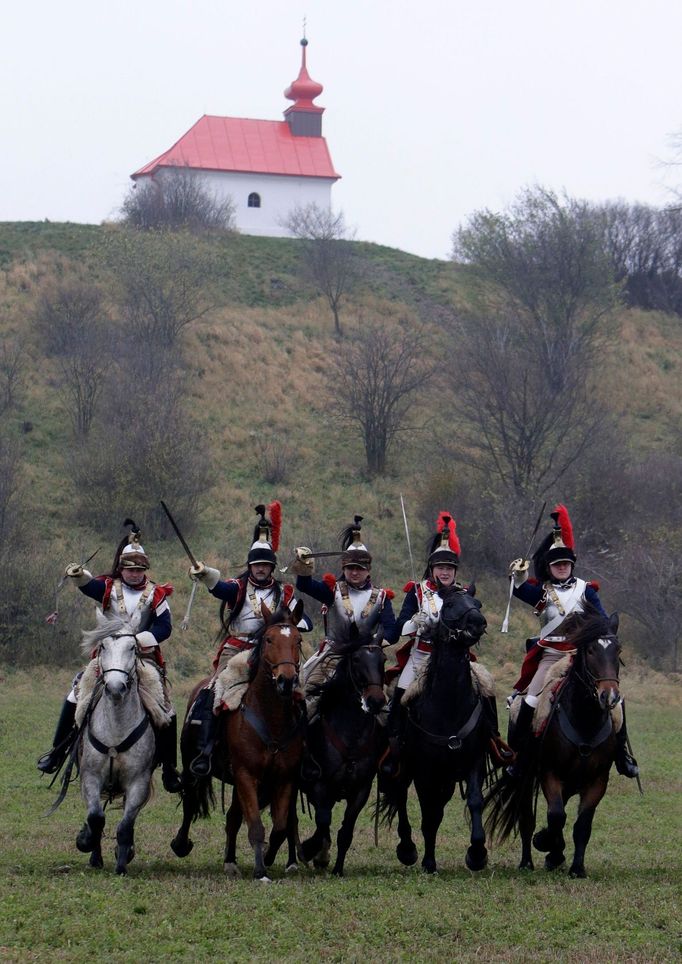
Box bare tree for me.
[453,186,618,391]
[328,319,435,476]
[57,329,109,436]
[285,203,358,336]
[104,229,220,346]
[121,168,236,233]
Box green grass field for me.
[1,675,680,962]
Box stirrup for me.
[615,752,639,779]
[189,753,212,778]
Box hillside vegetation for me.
[0,221,680,680]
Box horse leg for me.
[415,774,450,874]
[394,783,418,866]
[518,791,536,871]
[569,776,609,879]
[77,771,106,870]
[234,772,270,881]
[285,794,300,873]
[114,774,150,875]
[537,775,566,871]
[264,783,295,870]
[224,788,243,878]
[170,779,201,858]
[332,779,373,877]
[301,792,333,869]
[464,764,488,872]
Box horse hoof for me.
[285,863,299,875]
[76,826,93,853]
[421,860,438,875]
[396,842,418,866]
[313,854,330,870]
[256,875,272,884]
[465,847,488,872]
[115,864,127,876]
[533,828,552,852]
[88,854,103,870]
[569,866,587,879]
[300,838,320,864]
[224,862,241,879]
[170,837,194,859]
[331,866,344,877]
[518,859,534,871]
[544,853,566,871]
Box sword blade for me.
[523,500,548,562]
[160,500,198,567]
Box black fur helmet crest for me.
[339,515,372,568]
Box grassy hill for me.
[1,222,681,679]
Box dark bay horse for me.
[299,618,387,876]
[485,609,623,878]
[378,585,490,874]
[171,603,304,880]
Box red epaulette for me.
[151,583,174,609]
[322,573,336,592]
[101,576,114,610]
[403,580,416,593]
[282,583,294,605]
[587,580,600,591]
[385,588,395,600]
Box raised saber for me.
[280,549,342,574]
[47,546,102,624]
[160,500,198,568]
[501,500,547,633]
[400,493,417,587]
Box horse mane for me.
[562,604,614,653]
[80,613,133,655]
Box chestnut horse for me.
[485,608,623,878]
[171,602,304,880]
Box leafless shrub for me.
[33,279,106,356]
[104,229,220,347]
[258,437,295,485]
[0,338,25,414]
[121,168,237,233]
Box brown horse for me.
[485,608,624,878]
[171,602,304,880]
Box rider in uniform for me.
[187,501,312,776]
[37,520,182,793]
[381,512,507,777]
[508,503,639,779]
[292,515,399,725]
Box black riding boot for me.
[379,687,405,779]
[505,698,535,779]
[614,704,639,778]
[158,715,183,793]
[37,699,77,774]
[189,688,219,778]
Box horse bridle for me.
[347,643,385,698]
[97,632,141,685]
[573,634,621,699]
[261,630,302,681]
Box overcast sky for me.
[3,1,681,259]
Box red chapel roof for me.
[132,115,340,181]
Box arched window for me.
[247,192,261,209]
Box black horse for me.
[300,618,387,876]
[485,608,624,878]
[378,585,490,874]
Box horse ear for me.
[291,599,304,625]
[260,600,272,623]
[467,582,476,597]
[608,611,619,634]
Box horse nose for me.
[106,678,127,700]
[276,673,295,698]
[366,690,386,713]
[600,686,620,710]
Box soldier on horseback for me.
[186,501,312,776]
[37,520,182,793]
[381,512,507,778]
[507,503,639,779]
[292,515,399,726]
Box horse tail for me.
[374,776,404,828]
[483,762,539,844]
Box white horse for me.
[75,613,157,874]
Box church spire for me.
[284,37,324,137]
